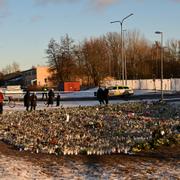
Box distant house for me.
[1,71,23,87]
[1,66,52,88]
[22,66,52,88]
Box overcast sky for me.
[0,0,179,70]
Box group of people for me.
[23,91,37,111]
[96,86,109,105]
[0,85,110,114]
[24,89,61,111]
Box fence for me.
[103,78,180,92]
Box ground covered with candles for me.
[0,101,179,156]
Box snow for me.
[60,88,157,98]
[3,89,178,112]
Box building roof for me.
[3,71,22,81]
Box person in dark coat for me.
[103,87,109,105]
[47,89,55,107]
[56,93,61,107]
[30,92,37,111]
[97,86,104,105]
[24,90,31,111]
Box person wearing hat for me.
[0,90,4,114]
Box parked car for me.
[107,85,134,97]
[94,85,134,97]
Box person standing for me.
[56,93,61,107]
[47,89,55,107]
[42,86,48,100]
[30,92,37,111]
[103,87,109,105]
[97,86,104,105]
[0,90,4,114]
[24,90,31,111]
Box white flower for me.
[66,114,70,122]
[161,130,165,136]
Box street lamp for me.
[123,29,127,85]
[110,13,133,85]
[155,31,164,101]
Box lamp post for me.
[110,13,133,85]
[123,29,127,85]
[155,31,164,101]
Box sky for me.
[0,0,179,70]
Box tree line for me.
[0,31,179,88]
[46,31,180,87]
[0,62,20,75]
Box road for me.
[60,92,180,102]
[3,90,180,112]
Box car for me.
[107,85,134,97]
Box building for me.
[1,66,52,89]
[1,71,23,87]
[22,66,52,88]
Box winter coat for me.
[56,94,61,106]
[103,88,109,99]
[48,90,55,105]
[24,92,31,107]
[30,94,37,107]
[97,87,104,103]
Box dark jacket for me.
[103,88,109,104]
[97,87,104,103]
[56,94,61,106]
[48,90,55,105]
[30,93,37,107]
[24,91,31,107]
[103,88,109,99]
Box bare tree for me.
[81,37,110,86]
[46,34,77,86]
[165,39,180,78]
[1,61,20,75]
[125,30,152,79]
[104,32,121,78]
[45,31,180,87]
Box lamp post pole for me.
[110,13,133,85]
[123,29,127,85]
[155,31,164,101]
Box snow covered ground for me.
[3,89,178,112]
[61,88,157,98]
